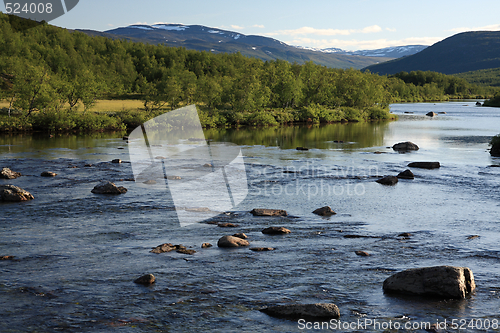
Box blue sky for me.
[3,0,500,50]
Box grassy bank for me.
[0,101,396,133]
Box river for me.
[0,101,499,332]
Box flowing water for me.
[0,101,499,332]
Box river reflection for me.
[204,121,391,150]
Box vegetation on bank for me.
[483,92,500,107]
[490,134,500,157]
[0,13,497,133]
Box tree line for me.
[0,13,498,132]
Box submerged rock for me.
[150,243,185,254]
[250,247,275,252]
[217,235,250,248]
[0,255,15,260]
[426,112,437,117]
[383,266,476,299]
[262,226,291,235]
[0,185,34,202]
[376,176,398,185]
[312,206,336,216]
[40,171,57,177]
[397,169,414,179]
[134,274,155,285]
[408,162,441,169]
[250,208,288,217]
[392,142,419,151]
[111,159,122,164]
[296,147,309,151]
[0,167,21,179]
[91,181,127,194]
[260,303,340,319]
[232,233,248,239]
[176,248,196,255]
[201,243,213,248]
[355,251,370,257]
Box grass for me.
[0,99,145,113]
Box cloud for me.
[286,36,443,51]
[267,25,383,37]
[385,27,397,32]
[252,24,265,28]
[448,23,500,33]
[231,25,244,30]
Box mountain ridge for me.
[364,30,500,75]
[76,23,424,69]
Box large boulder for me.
[383,266,475,299]
[250,208,287,217]
[260,303,340,319]
[397,169,415,179]
[0,185,34,202]
[0,168,22,179]
[408,162,441,169]
[91,181,127,194]
[392,142,419,151]
[312,206,336,216]
[217,235,250,248]
[376,176,398,185]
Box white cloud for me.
[385,27,397,32]
[448,23,500,33]
[231,25,244,30]
[267,25,383,37]
[286,36,443,51]
[252,24,265,28]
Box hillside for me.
[98,24,395,69]
[455,67,500,87]
[364,31,500,75]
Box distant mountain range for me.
[364,31,500,75]
[78,23,426,69]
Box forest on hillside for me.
[0,13,498,132]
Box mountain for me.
[364,31,500,75]
[298,45,427,58]
[84,23,397,69]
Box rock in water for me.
[0,185,34,202]
[426,112,437,117]
[376,176,398,185]
[217,235,250,248]
[91,181,127,194]
[40,171,57,177]
[0,168,22,179]
[397,169,414,179]
[134,274,155,285]
[260,303,340,319]
[296,147,309,151]
[250,208,288,216]
[408,162,441,169]
[392,142,419,151]
[312,206,336,216]
[262,226,291,235]
[383,266,475,299]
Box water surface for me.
[1,101,499,332]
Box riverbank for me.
[0,103,396,133]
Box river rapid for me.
[0,101,499,332]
